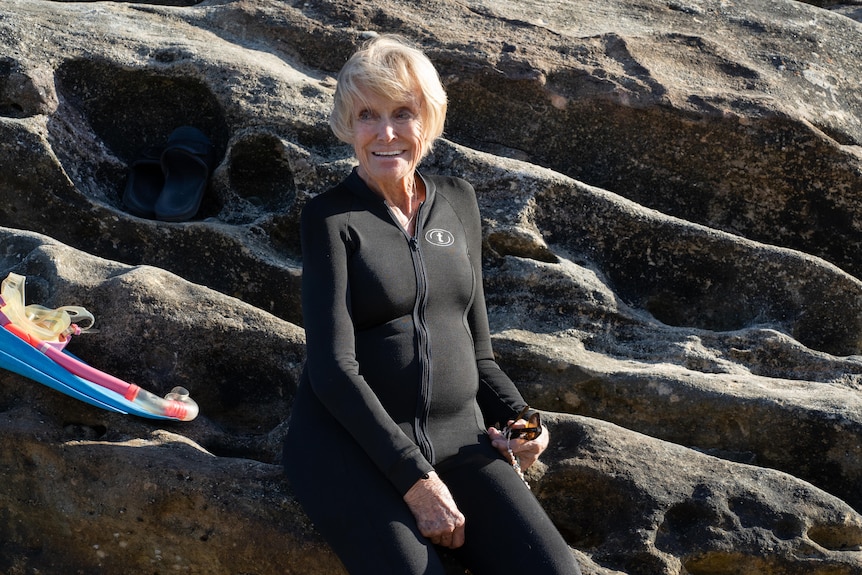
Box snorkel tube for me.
[0,273,198,421]
[2,322,199,421]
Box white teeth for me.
[374,151,402,156]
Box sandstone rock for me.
[535,414,862,574]
[1,0,862,573]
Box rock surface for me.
[1,0,862,573]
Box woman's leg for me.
[284,391,447,575]
[438,445,582,575]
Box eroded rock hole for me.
[228,133,296,212]
[807,523,862,551]
[54,59,228,164]
[728,496,802,540]
[62,422,108,441]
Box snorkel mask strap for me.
[0,273,95,345]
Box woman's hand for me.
[488,418,550,470]
[403,472,466,549]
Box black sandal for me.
[155,126,216,222]
[121,145,164,218]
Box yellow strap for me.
[1,273,95,342]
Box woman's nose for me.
[377,119,396,140]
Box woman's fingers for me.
[403,472,466,549]
[487,423,551,471]
[428,515,466,549]
[449,522,466,548]
[487,426,512,459]
[425,507,466,548]
[419,511,465,547]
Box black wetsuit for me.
[284,169,580,575]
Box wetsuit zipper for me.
[410,231,434,463]
[386,202,435,463]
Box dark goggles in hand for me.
[503,406,542,441]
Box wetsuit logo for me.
[425,229,455,247]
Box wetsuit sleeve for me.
[449,178,530,427]
[300,194,435,495]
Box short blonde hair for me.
[330,34,448,159]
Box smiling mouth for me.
[373,150,405,157]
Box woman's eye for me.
[358,110,375,122]
[395,110,415,122]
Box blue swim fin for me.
[0,327,181,420]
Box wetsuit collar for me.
[345,167,435,219]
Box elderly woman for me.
[284,34,581,575]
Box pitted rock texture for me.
[1,0,862,573]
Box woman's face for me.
[351,88,424,191]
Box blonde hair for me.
[330,34,448,159]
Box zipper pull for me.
[409,237,418,251]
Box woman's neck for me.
[360,170,425,235]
